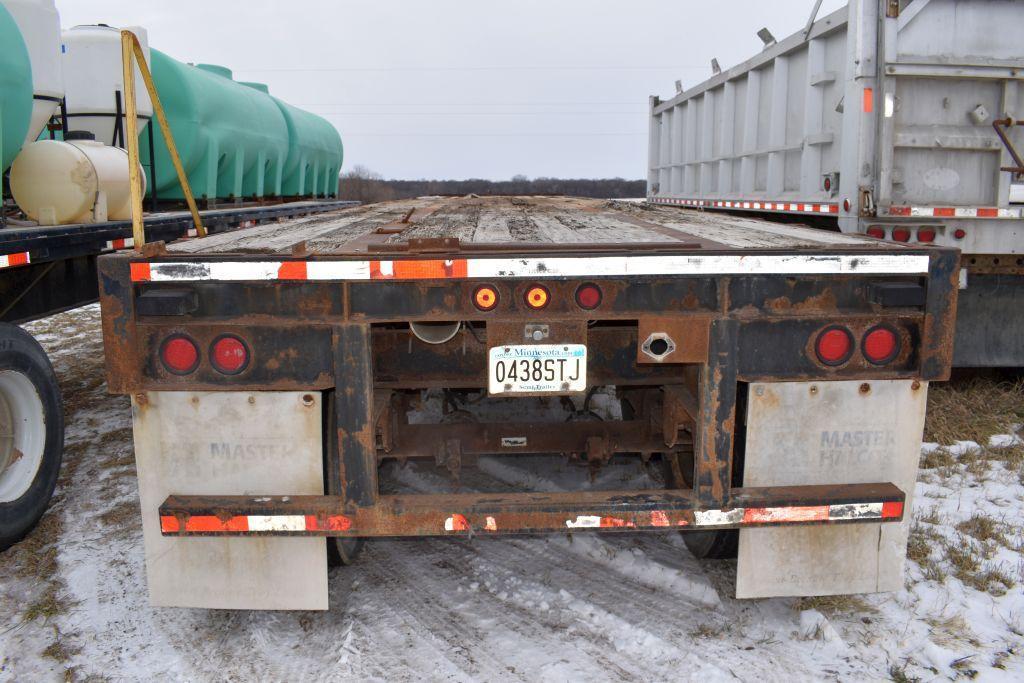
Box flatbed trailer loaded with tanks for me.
[97,196,958,610]
[0,199,356,550]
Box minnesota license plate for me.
[488,344,587,395]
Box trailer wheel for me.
[327,537,365,567]
[661,451,738,560]
[0,324,63,552]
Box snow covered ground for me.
[1,305,1023,681]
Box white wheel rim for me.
[0,371,47,503]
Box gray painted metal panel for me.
[648,0,1024,256]
[132,391,328,610]
[737,379,927,598]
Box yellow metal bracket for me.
[120,30,206,250]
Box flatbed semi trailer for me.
[96,195,958,610]
[0,199,356,550]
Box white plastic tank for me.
[9,136,147,225]
[62,24,153,146]
[2,0,65,144]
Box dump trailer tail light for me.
[525,285,550,310]
[473,285,499,311]
[161,336,200,375]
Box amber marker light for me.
[473,285,499,311]
[525,285,550,310]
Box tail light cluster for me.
[471,283,604,312]
[813,324,901,367]
[865,226,954,243]
[160,334,250,376]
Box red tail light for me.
[866,226,885,239]
[575,283,603,310]
[211,335,250,375]
[815,327,853,366]
[953,229,966,240]
[863,326,899,365]
[917,229,936,243]
[161,335,199,375]
[891,228,911,242]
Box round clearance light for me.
[211,335,250,375]
[866,226,885,239]
[815,327,854,366]
[473,285,499,311]
[525,285,550,310]
[953,228,967,240]
[161,335,199,375]
[574,283,603,310]
[917,228,936,243]
[863,326,900,365]
[891,228,911,242]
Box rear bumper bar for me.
[159,482,905,537]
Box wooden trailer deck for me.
[166,196,892,256]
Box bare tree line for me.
[337,166,646,203]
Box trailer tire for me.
[661,451,739,560]
[0,323,63,552]
[327,537,365,567]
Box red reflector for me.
[575,283,603,310]
[815,327,853,366]
[211,336,250,375]
[882,501,904,519]
[891,228,911,242]
[863,326,899,365]
[953,229,967,240]
[917,229,936,243]
[161,336,199,375]
[866,227,885,239]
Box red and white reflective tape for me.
[161,500,903,536]
[0,252,31,269]
[883,206,1022,219]
[161,513,351,534]
[106,238,135,250]
[650,196,839,215]
[130,251,930,284]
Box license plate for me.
[488,344,587,395]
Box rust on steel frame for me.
[97,211,959,537]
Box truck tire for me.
[0,323,63,552]
[327,537,365,567]
[661,450,738,560]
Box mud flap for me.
[736,380,926,598]
[132,391,328,610]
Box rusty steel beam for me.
[158,482,906,538]
[693,319,739,505]
[334,325,378,507]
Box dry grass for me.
[925,378,1024,446]
[956,513,1009,547]
[925,613,980,648]
[793,594,875,616]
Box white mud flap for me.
[132,391,328,610]
[736,380,926,598]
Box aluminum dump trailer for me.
[97,196,958,610]
[647,0,1024,367]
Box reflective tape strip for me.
[0,252,31,269]
[649,196,839,215]
[827,502,884,520]
[884,206,1022,219]
[132,252,930,283]
[161,514,352,533]
[106,238,135,250]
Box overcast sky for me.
[56,0,845,181]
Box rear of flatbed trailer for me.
[97,196,958,610]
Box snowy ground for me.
[1,305,1023,681]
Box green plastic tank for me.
[140,50,288,201]
[0,3,33,172]
[272,98,343,198]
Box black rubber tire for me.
[327,537,365,567]
[661,450,738,560]
[0,323,64,552]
